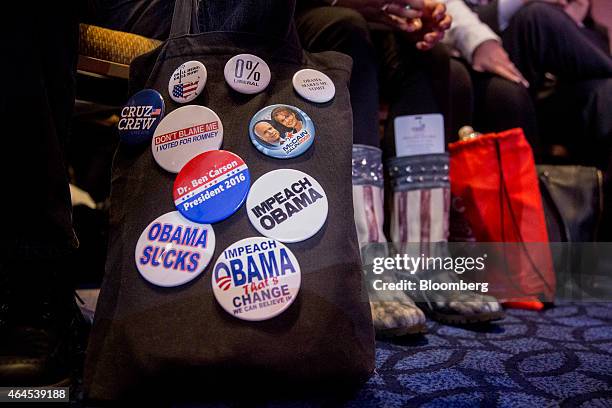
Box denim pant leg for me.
[86,0,299,44]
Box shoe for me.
[353,144,426,337]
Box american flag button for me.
[117,89,165,145]
[168,61,207,104]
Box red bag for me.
[449,128,555,307]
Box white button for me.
[292,69,335,103]
[151,105,223,173]
[168,61,207,104]
[134,211,215,287]
[224,54,271,94]
[246,169,328,243]
[212,237,301,321]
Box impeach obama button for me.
[246,169,328,243]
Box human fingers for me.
[383,3,423,19]
[431,2,447,20]
[434,14,452,31]
[494,62,529,87]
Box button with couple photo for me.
[249,104,315,159]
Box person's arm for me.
[444,0,529,86]
[443,0,500,63]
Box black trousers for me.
[1,3,79,263]
[296,6,450,155]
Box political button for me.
[168,61,207,103]
[246,169,328,243]
[118,89,165,145]
[212,237,301,321]
[173,150,250,224]
[224,54,271,94]
[152,105,223,173]
[134,211,215,287]
[292,69,335,103]
[249,104,315,159]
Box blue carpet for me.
[348,302,612,407]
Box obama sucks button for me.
[135,211,215,287]
[249,104,315,159]
[246,169,328,243]
[212,237,301,321]
[224,54,271,94]
[292,69,335,103]
[118,89,164,145]
[152,105,223,173]
[173,150,250,224]
[168,60,207,104]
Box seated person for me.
[444,0,612,239]
[297,0,504,336]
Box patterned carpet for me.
[349,302,612,407]
[79,301,612,407]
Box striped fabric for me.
[391,187,451,247]
[353,184,386,245]
[388,154,451,252]
[352,145,386,245]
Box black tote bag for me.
[83,0,374,401]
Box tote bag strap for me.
[170,0,200,38]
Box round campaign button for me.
[249,104,315,159]
[224,54,271,94]
[173,150,250,224]
[292,69,335,103]
[168,61,207,103]
[134,211,215,287]
[152,105,223,173]
[118,89,165,145]
[246,169,328,243]
[212,237,301,321]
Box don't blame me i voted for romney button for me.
[173,150,250,224]
[152,105,223,173]
[246,169,328,243]
[135,211,216,287]
[212,237,301,321]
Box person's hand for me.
[564,0,590,25]
[336,0,426,31]
[472,39,529,87]
[413,0,452,50]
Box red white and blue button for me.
[152,105,223,173]
[249,104,315,159]
[212,237,301,321]
[173,150,250,224]
[117,89,164,145]
[134,211,215,287]
[168,61,207,104]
